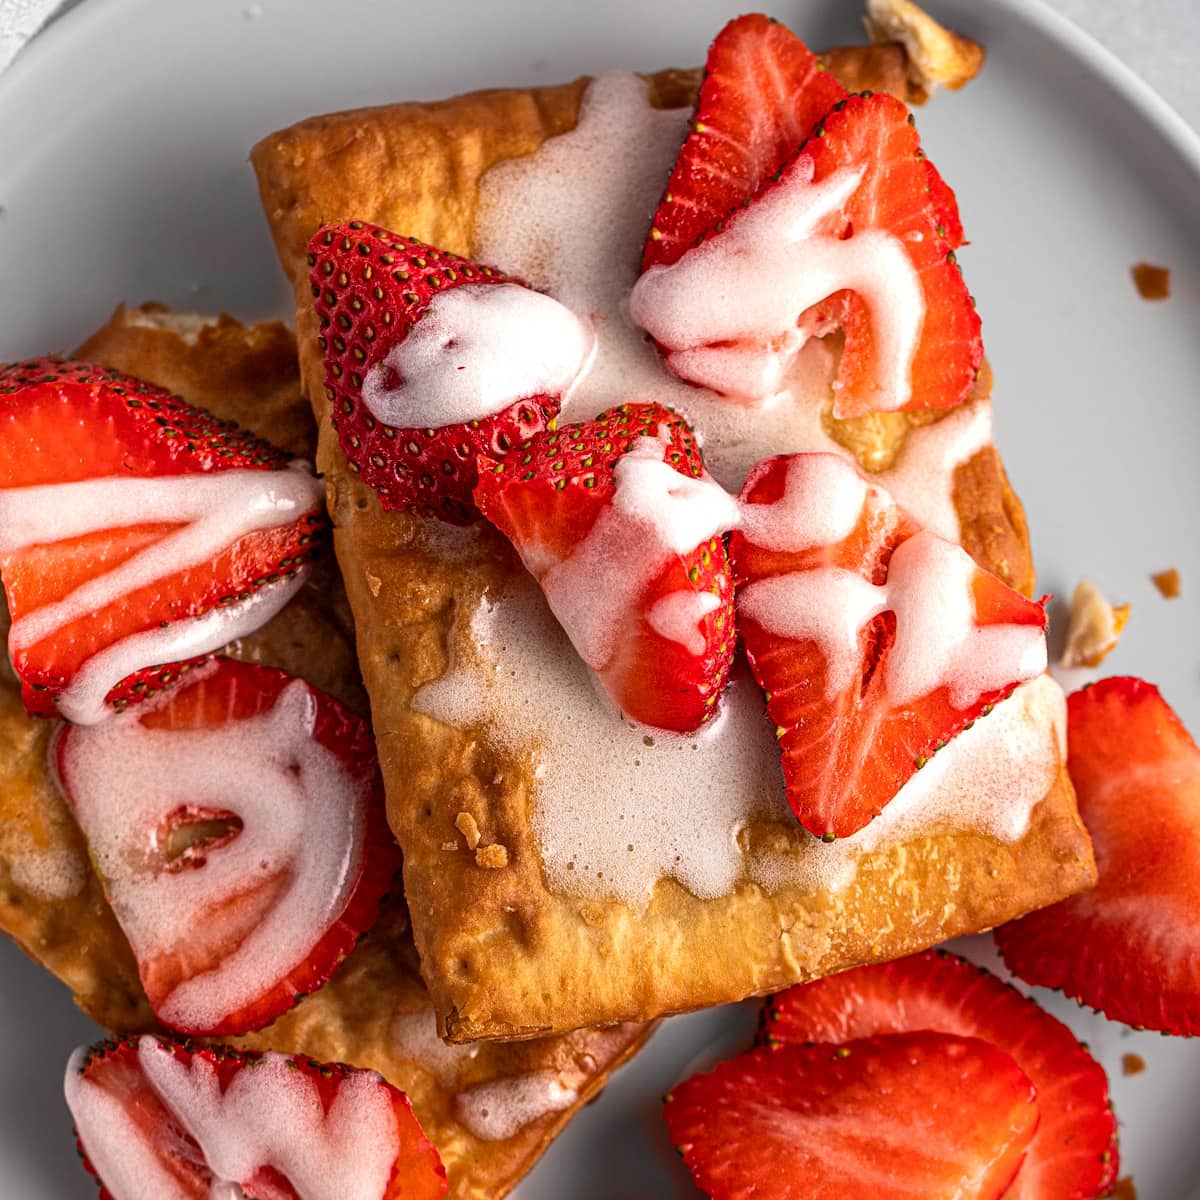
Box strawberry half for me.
[0,358,326,723]
[642,13,845,270]
[729,453,1047,839]
[55,657,400,1036]
[474,402,737,733]
[632,92,981,417]
[309,221,592,524]
[763,951,1119,1200]
[996,676,1200,1036]
[66,1035,447,1200]
[664,1031,1038,1200]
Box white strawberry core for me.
[361,282,595,429]
[629,160,924,415]
[65,1038,402,1200]
[0,464,323,724]
[57,677,367,1032]
[534,435,738,671]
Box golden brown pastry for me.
[0,305,650,1199]
[251,31,1095,1043]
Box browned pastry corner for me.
[251,39,1094,1042]
[0,305,651,1200]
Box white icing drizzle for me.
[647,590,722,655]
[56,574,307,726]
[454,1070,577,1142]
[362,283,595,429]
[0,464,323,725]
[57,680,366,1031]
[537,435,738,670]
[738,453,870,552]
[65,1038,402,1200]
[475,71,991,532]
[425,72,1059,908]
[736,456,1046,706]
[415,573,1064,908]
[631,161,923,413]
[391,1006,479,1086]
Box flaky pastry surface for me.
[251,42,1095,1041]
[0,306,650,1199]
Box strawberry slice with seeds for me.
[642,13,845,270]
[310,221,592,524]
[633,92,981,417]
[729,453,1047,839]
[664,1031,1038,1200]
[55,657,400,1036]
[0,358,326,723]
[66,1035,447,1200]
[474,402,737,733]
[764,951,1119,1200]
[996,676,1200,1036]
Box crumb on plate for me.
[1059,580,1129,669]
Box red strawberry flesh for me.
[996,676,1200,1036]
[642,13,846,270]
[0,358,325,721]
[635,92,981,418]
[55,657,400,1036]
[764,951,1119,1200]
[66,1036,447,1200]
[308,222,575,524]
[729,453,1047,839]
[664,1031,1038,1200]
[474,401,737,733]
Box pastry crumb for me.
[476,843,508,869]
[1131,262,1170,301]
[455,811,482,850]
[440,841,459,852]
[1152,567,1181,599]
[1121,1052,1146,1077]
[864,0,985,102]
[1110,1177,1138,1200]
[365,570,383,597]
[1059,580,1129,669]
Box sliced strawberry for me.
[729,453,1047,838]
[309,221,592,524]
[664,1031,1038,1200]
[66,1035,447,1200]
[642,13,845,270]
[763,951,1119,1200]
[633,93,980,417]
[474,402,737,733]
[55,657,400,1035]
[996,676,1200,1036]
[0,358,326,722]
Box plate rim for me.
[1,0,1197,173]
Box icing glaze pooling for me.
[455,1071,577,1142]
[362,282,595,429]
[58,680,364,1031]
[474,71,991,539]
[458,73,1057,907]
[65,1038,400,1200]
[0,465,322,724]
[415,565,1065,909]
[631,162,923,412]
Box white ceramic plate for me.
[1,0,1197,1195]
